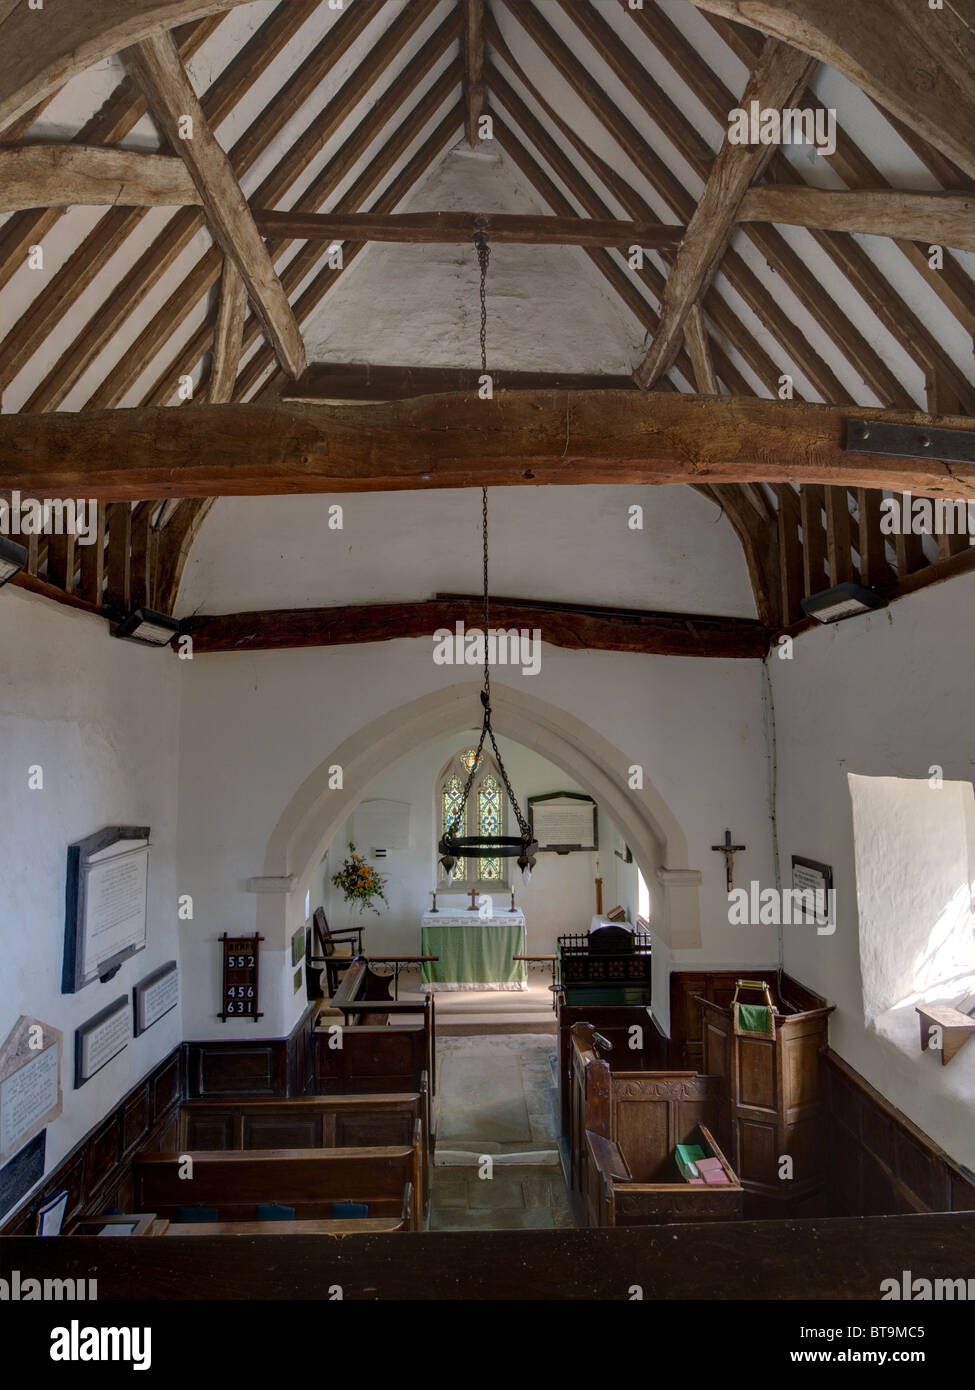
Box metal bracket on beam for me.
[845,419,975,465]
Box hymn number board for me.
[219,934,263,1022]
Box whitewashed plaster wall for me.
[771,574,975,1167]
[176,637,778,1040]
[0,589,182,1221]
[301,142,647,373]
[177,485,756,620]
[314,730,633,959]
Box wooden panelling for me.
[822,1049,975,1217]
[1,1049,183,1234]
[183,1004,316,1099]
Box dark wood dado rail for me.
[1,1215,974,1299]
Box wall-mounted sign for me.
[75,996,129,1088]
[528,792,598,853]
[219,934,263,1022]
[63,826,150,993]
[133,961,179,1036]
[0,1017,62,1163]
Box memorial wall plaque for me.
[63,826,150,993]
[133,961,179,1036]
[0,1017,62,1163]
[75,996,130,1087]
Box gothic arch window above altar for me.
[437,747,508,889]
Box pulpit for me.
[420,907,527,991]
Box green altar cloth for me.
[420,913,527,991]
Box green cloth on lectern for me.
[735,1002,774,1037]
[421,923,527,987]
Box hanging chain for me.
[444,229,530,847]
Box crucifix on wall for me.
[712,828,746,892]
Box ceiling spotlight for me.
[801,582,888,625]
[114,607,181,647]
[0,536,28,588]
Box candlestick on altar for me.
[429,890,439,914]
[510,889,516,912]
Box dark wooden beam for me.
[4,395,974,500]
[181,597,769,658]
[251,208,684,248]
[282,363,640,402]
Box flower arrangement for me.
[331,843,388,916]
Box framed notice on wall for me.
[75,996,130,1088]
[132,961,179,1036]
[528,793,598,853]
[62,826,150,993]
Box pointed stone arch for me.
[256,680,702,949]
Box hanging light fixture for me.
[438,223,538,885]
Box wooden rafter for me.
[498,2,869,405]
[67,0,440,415]
[180,597,770,658]
[208,258,247,404]
[462,0,486,148]
[9,1,315,411]
[0,145,199,214]
[486,67,778,399]
[699,9,975,350]
[0,0,258,130]
[684,307,719,396]
[620,0,971,412]
[683,0,975,182]
[634,37,817,389]
[737,187,975,255]
[5,394,973,500]
[227,105,465,403]
[250,209,685,248]
[123,30,305,379]
[0,14,222,294]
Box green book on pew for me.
[675,1144,706,1181]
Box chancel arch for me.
[256,680,702,952]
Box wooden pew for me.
[177,1091,431,1216]
[133,1142,421,1230]
[312,958,436,1138]
[555,983,669,1139]
[570,1023,742,1227]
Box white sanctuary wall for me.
[314,731,632,959]
[0,589,182,1219]
[771,573,975,1166]
[176,638,778,1040]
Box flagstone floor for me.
[429,1034,575,1231]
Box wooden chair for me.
[307,907,364,997]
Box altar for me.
[420,908,527,992]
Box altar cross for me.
[712,828,746,892]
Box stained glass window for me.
[438,752,507,886]
[478,775,502,880]
[441,774,467,881]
